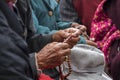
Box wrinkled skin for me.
[37,28,81,69]
[52,28,81,47]
[37,42,71,69]
[71,22,80,28]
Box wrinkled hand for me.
[36,42,71,69]
[86,40,97,47]
[52,28,81,47]
[71,22,80,27]
[52,30,68,42]
[73,25,87,32]
[73,25,89,39]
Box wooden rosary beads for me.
[59,31,79,80]
[59,55,72,80]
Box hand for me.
[71,22,80,27]
[79,25,87,33]
[86,40,97,47]
[64,28,81,47]
[73,25,89,39]
[52,28,81,47]
[73,25,87,32]
[52,30,69,42]
[36,42,71,69]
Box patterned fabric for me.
[90,0,120,62]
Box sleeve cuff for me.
[29,53,39,79]
[35,53,42,75]
[77,36,86,44]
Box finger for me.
[60,56,66,64]
[67,37,80,43]
[59,48,71,56]
[64,28,82,37]
[74,25,82,29]
[55,43,70,49]
[68,28,77,33]
[66,37,80,48]
[73,30,81,36]
[59,30,70,39]
[47,42,58,46]
[64,28,75,33]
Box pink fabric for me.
[90,0,120,62]
[38,73,54,80]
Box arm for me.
[0,10,34,80]
[27,33,53,52]
[32,10,57,34]
[30,0,57,34]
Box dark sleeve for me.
[29,53,38,80]
[27,34,53,52]
[16,0,53,52]
[111,52,120,80]
[0,10,34,80]
[59,0,81,23]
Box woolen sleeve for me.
[29,53,38,80]
[27,33,53,52]
[0,10,34,80]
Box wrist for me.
[52,34,55,42]
[35,53,42,74]
[35,53,43,69]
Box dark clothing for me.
[17,0,60,80]
[16,0,52,52]
[108,39,120,73]
[0,0,52,80]
[103,0,120,30]
[111,51,120,80]
[103,0,120,80]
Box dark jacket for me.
[0,0,52,80]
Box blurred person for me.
[90,0,120,79]
[0,0,80,80]
[30,0,97,48]
[30,0,79,35]
[60,0,102,35]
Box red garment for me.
[38,73,54,80]
[73,0,102,35]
